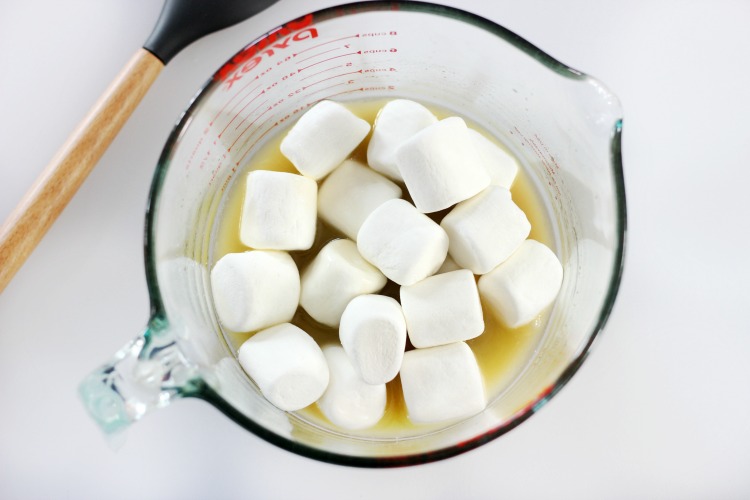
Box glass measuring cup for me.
[79,1,625,466]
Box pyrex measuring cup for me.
[79,1,625,466]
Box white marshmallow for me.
[339,294,407,384]
[210,251,300,333]
[238,323,329,411]
[317,345,386,430]
[440,186,531,275]
[468,129,519,189]
[280,100,370,180]
[357,199,449,286]
[400,270,485,348]
[478,239,563,328]
[240,170,317,251]
[395,117,490,213]
[436,254,461,274]
[300,239,386,327]
[318,160,402,240]
[367,99,438,181]
[400,342,485,424]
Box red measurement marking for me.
[233,98,270,132]
[219,89,265,138]
[306,81,347,96]
[295,46,340,64]
[211,82,262,127]
[293,34,360,56]
[298,51,361,72]
[185,136,205,171]
[535,133,561,172]
[324,87,365,100]
[216,14,315,83]
[303,70,362,90]
[197,148,212,171]
[299,64,344,81]
[236,121,280,166]
[209,157,225,185]
[229,105,271,151]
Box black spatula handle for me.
[144,0,280,64]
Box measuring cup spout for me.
[78,318,200,437]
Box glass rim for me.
[142,0,627,468]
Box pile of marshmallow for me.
[210,99,563,430]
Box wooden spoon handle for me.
[0,48,164,293]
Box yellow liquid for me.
[213,99,555,437]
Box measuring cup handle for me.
[78,318,199,437]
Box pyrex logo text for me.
[216,14,318,89]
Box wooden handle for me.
[0,48,164,293]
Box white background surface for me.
[1,0,749,498]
